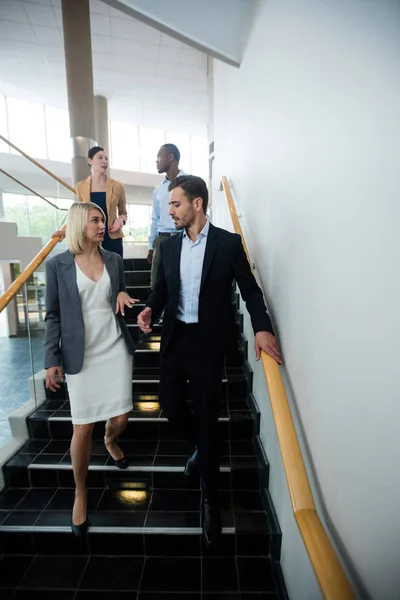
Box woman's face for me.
[85,209,105,243]
[89,150,108,174]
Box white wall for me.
[212,1,400,599]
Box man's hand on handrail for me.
[255,331,282,364]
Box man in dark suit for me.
[137,175,281,546]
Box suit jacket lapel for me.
[101,249,118,309]
[106,177,113,221]
[171,232,183,303]
[81,177,91,202]
[59,251,83,320]
[200,223,219,291]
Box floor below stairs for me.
[0,258,287,599]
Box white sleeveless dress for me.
[66,263,133,425]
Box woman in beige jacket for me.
[55,146,128,257]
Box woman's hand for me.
[51,230,66,240]
[110,217,125,233]
[45,366,64,392]
[116,292,140,316]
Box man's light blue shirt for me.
[177,219,210,323]
[148,169,186,249]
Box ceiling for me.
[0,0,209,134]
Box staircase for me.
[0,258,288,599]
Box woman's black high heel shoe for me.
[71,517,89,538]
[104,437,129,469]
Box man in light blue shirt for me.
[147,143,186,289]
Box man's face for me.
[156,147,170,174]
[168,186,197,230]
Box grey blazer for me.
[44,249,135,374]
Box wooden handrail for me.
[221,176,355,600]
[0,134,75,194]
[0,226,66,314]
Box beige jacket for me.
[76,176,128,240]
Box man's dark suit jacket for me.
[146,223,273,360]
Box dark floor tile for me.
[231,470,259,491]
[46,488,103,511]
[27,418,50,439]
[156,441,194,456]
[236,533,271,556]
[0,589,13,600]
[14,592,74,600]
[31,454,64,465]
[153,472,200,490]
[29,469,59,488]
[110,455,154,467]
[0,488,27,510]
[33,531,89,555]
[140,557,200,591]
[90,512,146,528]
[241,595,277,599]
[145,511,200,529]
[145,533,201,557]
[233,492,264,514]
[230,441,257,456]
[231,457,260,470]
[201,595,240,600]
[79,556,144,590]
[237,557,275,592]
[202,557,238,592]
[90,441,109,455]
[202,533,236,557]
[120,441,158,456]
[234,512,269,533]
[4,466,30,488]
[76,593,138,599]
[150,489,200,512]
[138,595,200,600]
[16,488,56,511]
[2,511,40,526]
[97,489,150,512]
[49,420,73,439]
[35,511,72,527]
[218,491,232,511]
[19,440,49,453]
[89,532,144,556]
[43,440,70,454]
[153,455,186,467]
[20,556,87,589]
[0,531,34,555]
[0,555,34,588]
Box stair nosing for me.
[0,525,235,534]
[27,464,232,472]
[47,416,230,423]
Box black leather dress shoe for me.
[202,499,222,547]
[71,518,89,538]
[184,448,199,477]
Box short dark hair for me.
[88,146,104,160]
[168,175,208,215]
[162,143,180,163]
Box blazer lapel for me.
[171,232,183,302]
[200,224,219,291]
[81,177,91,202]
[101,249,118,308]
[106,177,113,222]
[59,251,83,320]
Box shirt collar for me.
[183,219,210,240]
[163,169,185,184]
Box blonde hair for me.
[66,202,106,255]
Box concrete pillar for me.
[61,0,97,186]
[94,95,110,156]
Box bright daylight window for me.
[0,95,9,154]
[45,106,71,163]
[190,135,209,181]
[139,127,165,174]
[7,97,47,159]
[125,205,152,242]
[110,121,139,171]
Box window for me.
[45,106,71,163]
[190,135,209,181]
[125,204,152,242]
[139,127,165,174]
[7,97,47,159]
[166,132,190,172]
[110,121,139,171]
[2,193,29,236]
[0,95,9,154]
[27,196,57,246]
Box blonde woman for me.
[53,146,127,257]
[45,202,139,537]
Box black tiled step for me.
[123,258,149,271]
[125,271,151,285]
[127,285,151,302]
[27,415,253,442]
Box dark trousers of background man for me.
[151,233,176,290]
[159,320,223,499]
